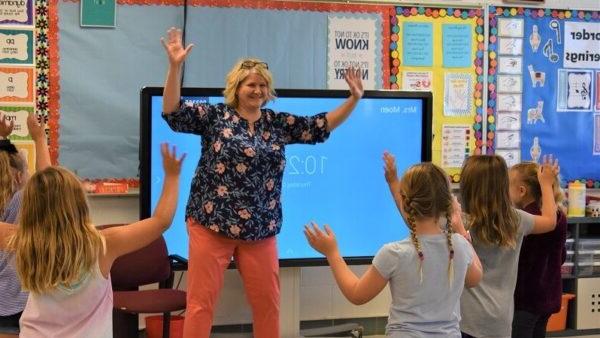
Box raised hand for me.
[538,154,559,187]
[160,27,194,67]
[304,222,338,257]
[161,142,186,176]
[27,114,46,141]
[383,151,399,185]
[0,114,14,138]
[344,68,364,100]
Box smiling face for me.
[236,72,268,111]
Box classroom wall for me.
[82,0,600,327]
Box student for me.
[510,162,567,338]
[161,27,363,338]
[0,143,184,338]
[304,152,482,337]
[0,114,50,332]
[456,155,559,338]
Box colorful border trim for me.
[487,6,600,188]
[389,6,485,182]
[50,0,391,184]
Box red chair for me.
[98,224,187,338]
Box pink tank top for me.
[19,262,113,338]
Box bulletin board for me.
[488,6,600,186]
[41,0,395,182]
[0,0,46,175]
[388,6,485,182]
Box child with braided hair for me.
[456,155,560,338]
[304,152,482,337]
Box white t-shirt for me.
[373,233,474,338]
[460,208,535,338]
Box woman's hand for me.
[344,68,364,100]
[160,27,194,67]
[304,222,338,257]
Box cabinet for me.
[548,217,600,337]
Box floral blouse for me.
[163,102,330,241]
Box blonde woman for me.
[457,155,559,338]
[0,143,184,337]
[161,27,363,338]
[305,153,482,337]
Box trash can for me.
[546,294,575,332]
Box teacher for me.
[161,27,363,338]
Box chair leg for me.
[162,312,171,338]
[113,309,138,338]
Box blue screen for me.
[145,91,428,263]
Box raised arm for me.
[27,114,51,171]
[161,27,194,114]
[531,155,559,234]
[101,143,185,271]
[304,222,387,305]
[326,68,363,132]
[383,151,403,215]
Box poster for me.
[327,15,378,90]
[0,67,33,102]
[563,21,600,69]
[0,106,33,138]
[402,22,433,67]
[441,124,470,168]
[0,28,33,64]
[442,24,471,68]
[0,0,33,25]
[401,71,432,91]
[444,72,472,116]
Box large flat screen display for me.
[140,88,432,266]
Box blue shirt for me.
[163,102,330,241]
[0,189,27,317]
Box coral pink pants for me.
[183,221,280,338]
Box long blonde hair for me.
[0,150,26,214]
[511,162,565,213]
[7,166,104,293]
[223,58,276,108]
[0,152,14,213]
[399,162,455,284]
[460,155,519,248]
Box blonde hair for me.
[399,162,455,285]
[510,162,565,212]
[223,58,276,108]
[0,151,26,214]
[7,166,104,294]
[460,155,519,248]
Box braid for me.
[445,207,455,287]
[405,200,424,284]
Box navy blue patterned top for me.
[163,102,330,241]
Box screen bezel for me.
[140,87,433,267]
